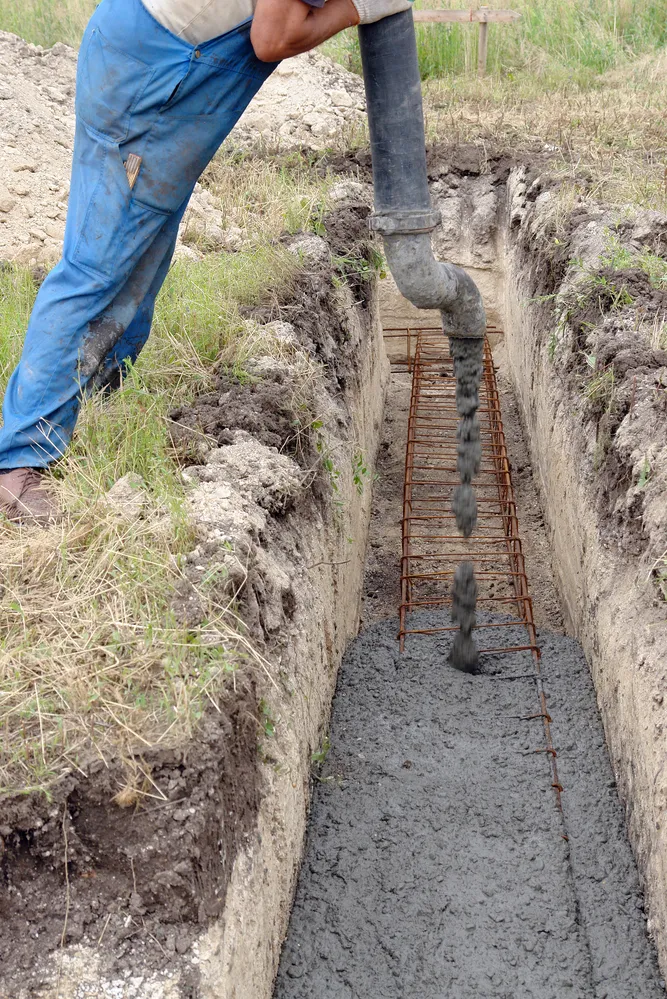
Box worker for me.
[0,0,412,522]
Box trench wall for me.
[379,159,667,975]
[503,235,667,972]
[198,280,389,999]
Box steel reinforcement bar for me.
[384,325,562,806]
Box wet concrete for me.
[274,611,663,999]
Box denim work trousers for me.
[0,0,277,468]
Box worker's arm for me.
[251,0,360,62]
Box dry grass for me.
[0,503,229,796]
[423,49,667,211]
[199,152,336,240]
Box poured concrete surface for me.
[275,613,663,999]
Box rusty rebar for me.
[387,326,563,808]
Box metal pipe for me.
[358,10,486,338]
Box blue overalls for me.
[0,0,277,469]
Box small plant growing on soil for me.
[637,458,652,489]
[311,736,331,766]
[352,450,372,495]
[585,366,615,406]
[313,421,342,491]
[602,230,667,290]
[333,247,386,284]
[259,699,276,739]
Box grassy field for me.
[2,0,666,87]
[328,0,667,85]
[0,0,94,47]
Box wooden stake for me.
[412,9,520,23]
[478,6,489,77]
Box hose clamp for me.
[368,209,441,236]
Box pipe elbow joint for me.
[440,265,487,339]
[383,234,486,339]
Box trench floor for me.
[274,358,664,998]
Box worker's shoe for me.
[0,467,58,525]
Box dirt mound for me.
[0,31,366,264]
[230,51,366,151]
[0,32,76,264]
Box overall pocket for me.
[76,24,155,142]
[70,120,172,280]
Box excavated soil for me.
[0,31,366,264]
[0,207,382,997]
[0,689,260,993]
[275,613,663,998]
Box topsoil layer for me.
[274,612,663,999]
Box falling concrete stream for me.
[274,612,664,998]
[449,335,484,673]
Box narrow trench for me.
[273,319,665,997]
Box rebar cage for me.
[384,325,562,804]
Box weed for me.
[311,736,331,766]
[589,272,634,310]
[637,247,667,289]
[259,699,276,739]
[548,328,558,361]
[316,434,341,491]
[602,230,667,288]
[637,457,652,489]
[333,250,385,283]
[352,450,371,495]
[600,230,635,271]
[585,366,615,407]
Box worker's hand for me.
[251,0,360,62]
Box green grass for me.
[0,0,94,47]
[0,250,297,796]
[325,0,667,85]
[4,0,666,89]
